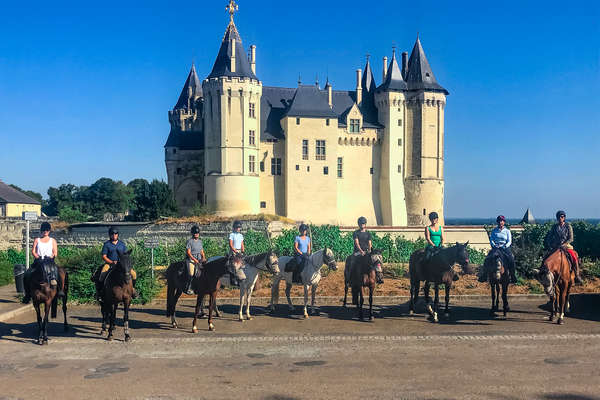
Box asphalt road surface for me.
[1,295,599,400]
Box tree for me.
[82,178,133,219]
[128,179,177,221]
[45,184,79,216]
[9,184,43,204]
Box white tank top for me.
[36,238,54,259]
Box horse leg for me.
[444,284,450,318]
[502,281,509,317]
[269,275,280,313]
[285,282,294,312]
[123,300,131,342]
[432,284,439,323]
[424,282,434,318]
[246,282,255,320]
[100,301,107,335]
[238,284,245,321]
[368,285,374,321]
[358,286,364,321]
[208,292,216,331]
[42,301,50,345]
[409,280,420,315]
[213,297,221,318]
[565,281,572,315]
[107,303,116,341]
[303,285,309,319]
[548,294,555,322]
[558,284,568,325]
[34,303,43,345]
[343,279,349,308]
[310,284,318,316]
[171,289,182,328]
[62,282,68,332]
[192,294,201,333]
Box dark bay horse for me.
[343,250,384,321]
[408,243,470,322]
[534,249,574,325]
[100,250,134,341]
[484,248,510,318]
[165,253,245,332]
[28,258,69,345]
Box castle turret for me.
[375,49,409,226]
[404,36,448,225]
[202,1,262,215]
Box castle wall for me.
[165,147,204,213]
[258,141,286,216]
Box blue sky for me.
[0,0,598,218]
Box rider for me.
[353,216,372,257]
[96,226,137,299]
[424,212,444,260]
[479,215,517,283]
[229,220,245,255]
[291,224,311,278]
[22,222,59,304]
[544,210,582,284]
[185,225,206,295]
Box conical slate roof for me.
[207,21,258,80]
[285,85,337,118]
[520,208,536,224]
[377,51,407,91]
[406,37,448,94]
[361,58,376,93]
[174,64,202,110]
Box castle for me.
[165,1,448,226]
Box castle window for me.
[271,158,282,176]
[249,130,256,146]
[398,119,402,126]
[350,119,360,133]
[337,157,343,178]
[173,149,177,154]
[176,168,182,175]
[323,166,329,175]
[326,119,330,126]
[295,165,299,170]
[260,201,266,209]
[370,167,373,174]
[249,155,256,173]
[423,208,426,216]
[398,165,402,173]
[197,192,202,201]
[249,103,256,118]
[260,161,265,172]
[296,118,300,125]
[315,140,326,160]
[398,138,402,146]
[302,139,309,160]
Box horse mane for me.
[244,251,269,266]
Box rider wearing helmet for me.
[424,212,444,260]
[478,215,517,283]
[291,224,311,280]
[353,217,372,256]
[544,210,582,284]
[229,220,245,254]
[22,222,60,304]
[185,225,206,295]
[96,226,137,299]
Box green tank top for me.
[428,226,443,247]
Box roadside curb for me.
[0,304,33,323]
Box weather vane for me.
[226,0,239,22]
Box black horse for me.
[343,250,384,321]
[100,250,135,341]
[483,248,511,317]
[408,243,471,322]
[165,254,245,332]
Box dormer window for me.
[350,119,360,133]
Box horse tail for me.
[271,274,281,305]
[351,284,359,306]
[51,294,58,319]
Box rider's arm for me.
[52,238,58,258]
[307,239,311,255]
[200,249,206,263]
[425,227,434,246]
[186,248,199,263]
[489,230,498,248]
[32,238,39,259]
[229,238,237,253]
[564,224,574,247]
[102,254,116,265]
[294,240,302,255]
[505,230,512,248]
[368,239,372,252]
[241,239,245,253]
[440,228,445,246]
[354,237,363,253]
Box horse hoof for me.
[426,305,433,314]
[215,312,221,318]
[107,336,113,341]
[198,313,206,319]
[503,312,507,317]
[37,339,43,345]
[548,316,554,322]
[42,339,48,346]
[433,313,439,323]
[369,316,374,322]
[246,316,253,321]
[172,323,178,329]
[557,318,564,325]
[409,310,414,316]
[99,330,106,336]
[124,335,131,342]
[239,317,244,322]
[303,314,309,319]
[192,326,198,334]
[209,323,215,331]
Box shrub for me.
[0,261,14,286]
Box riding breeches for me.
[100,264,137,281]
[187,261,197,277]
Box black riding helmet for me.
[191,225,200,235]
[233,220,242,229]
[40,222,51,232]
[299,223,309,234]
[556,210,566,220]
[357,216,367,225]
[428,212,439,221]
[108,226,119,236]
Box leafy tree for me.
[58,206,87,223]
[45,184,79,216]
[80,178,133,219]
[128,179,177,221]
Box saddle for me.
[558,248,578,271]
[36,258,59,286]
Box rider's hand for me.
[112,260,118,265]
[360,250,366,256]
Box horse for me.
[408,242,470,322]
[484,248,511,318]
[100,250,134,341]
[343,249,384,321]
[237,250,280,321]
[534,249,574,325]
[269,248,337,319]
[165,253,245,332]
[28,258,69,345]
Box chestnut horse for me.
[343,250,384,321]
[100,250,134,341]
[165,253,245,332]
[484,248,510,318]
[535,249,574,325]
[28,258,69,345]
[408,243,470,322]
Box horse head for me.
[322,247,337,271]
[370,249,384,283]
[227,253,246,281]
[486,248,504,280]
[534,264,555,299]
[116,250,133,282]
[454,242,471,272]
[266,249,280,275]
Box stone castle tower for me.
[165,1,447,226]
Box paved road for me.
[1,295,599,399]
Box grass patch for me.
[0,261,14,286]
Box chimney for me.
[402,51,408,80]
[250,45,256,74]
[356,69,362,105]
[327,83,332,108]
[230,39,236,73]
[382,56,388,81]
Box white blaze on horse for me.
[269,248,337,319]
[237,250,279,321]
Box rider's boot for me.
[21,290,31,304]
[509,269,518,284]
[574,264,583,284]
[184,275,194,295]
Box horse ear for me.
[465,241,469,246]
[126,249,132,255]
[455,242,459,246]
[532,268,540,276]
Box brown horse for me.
[484,248,510,318]
[535,249,574,325]
[165,254,245,332]
[343,250,383,321]
[408,243,470,322]
[28,258,69,345]
[100,250,134,341]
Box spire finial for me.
[226,0,239,23]
[392,42,397,58]
[315,73,319,86]
[298,73,301,86]
[366,53,370,62]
